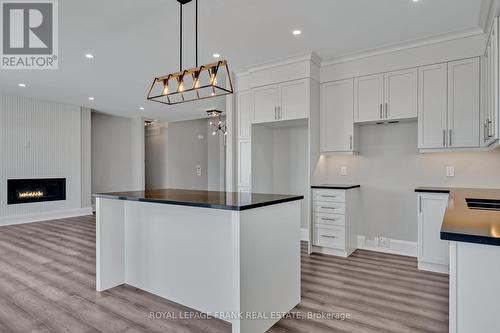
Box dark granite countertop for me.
[311,184,361,190]
[93,189,304,211]
[416,187,500,246]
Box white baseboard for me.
[300,228,309,242]
[0,207,93,227]
[357,235,417,257]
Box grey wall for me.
[91,113,133,199]
[145,118,224,191]
[80,107,92,208]
[326,121,500,242]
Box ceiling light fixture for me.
[88,97,95,101]
[140,106,145,110]
[207,109,227,136]
[147,0,233,105]
[18,83,26,87]
[85,54,94,59]
[292,29,302,36]
[212,53,220,58]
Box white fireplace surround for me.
[0,94,93,226]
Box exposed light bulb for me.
[212,131,217,136]
[209,121,213,125]
[162,81,169,95]
[211,92,215,96]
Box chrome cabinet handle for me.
[274,107,277,120]
[385,103,388,118]
[443,129,446,147]
[279,106,282,119]
[321,217,336,221]
[349,135,353,150]
[321,206,336,210]
[321,195,336,198]
[419,196,422,213]
[320,235,337,239]
[449,129,452,146]
[379,104,383,119]
[484,121,488,142]
[487,119,493,138]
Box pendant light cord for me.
[179,2,182,71]
[195,0,198,67]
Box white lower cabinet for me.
[417,193,449,273]
[311,188,359,257]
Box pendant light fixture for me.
[207,109,226,136]
[147,0,233,105]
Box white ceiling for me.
[0,0,490,122]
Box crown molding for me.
[321,27,485,67]
[235,52,321,77]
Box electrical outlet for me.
[446,166,455,177]
[379,237,390,248]
[196,165,202,176]
[340,166,348,176]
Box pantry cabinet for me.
[418,58,480,150]
[237,91,253,192]
[354,68,417,123]
[320,78,358,153]
[482,17,499,147]
[252,78,309,123]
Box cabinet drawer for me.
[313,190,345,203]
[314,226,345,249]
[314,214,345,227]
[313,202,345,215]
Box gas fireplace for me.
[8,178,66,205]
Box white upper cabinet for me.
[320,79,357,153]
[384,68,417,120]
[447,58,480,148]
[280,79,309,121]
[238,91,253,139]
[418,63,448,149]
[253,84,279,123]
[354,74,384,123]
[418,58,480,150]
[252,78,309,124]
[481,17,499,147]
[354,69,417,123]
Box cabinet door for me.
[384,68,417,120]
[253,84,278,123]
[280,79,309,121]
[418,63,448,149]
[321,79,354,152]
[481,44,490,146]
[418,194,449,268]
[237,91,252,139]
[238,140,251,188]
[354,74,384,123]
[448,58,480,148]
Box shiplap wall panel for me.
[0,94,82,218]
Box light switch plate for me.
[196,165,202,176]
[446,166,455,177]
[340,166,348,176]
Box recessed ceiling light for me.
[18,83,26,87]
[292,30,301,36]
[85,54,94,59]
[88,97,95,101]
[212,53,220,58]
[412,0,419,2]
[139,106,145,110]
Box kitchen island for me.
[94,189,303,333]
[417,187,500,333]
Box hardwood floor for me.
[0,215,448,333]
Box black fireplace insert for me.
[8,178,66,205]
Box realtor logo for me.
[1,0,58,69]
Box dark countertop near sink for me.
[311,184,361,190]
[415,187,500,246]
[93,188,304,211]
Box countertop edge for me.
[93,194,304,211]
[441,231,500,247]
[311,185,361,190]
[414,188,451,194]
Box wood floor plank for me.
[0,215,448,333]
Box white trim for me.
[0,207,93,226]
[300,228,309,242]
[449,241,457,333]
[357,235,417,257]
[235,52,322,77]
[321,27,485,67]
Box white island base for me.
[96,197,301,333]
